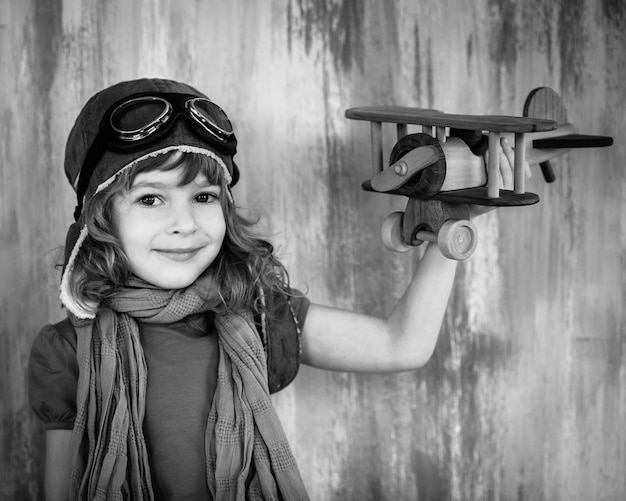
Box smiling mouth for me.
[154,248,203,261]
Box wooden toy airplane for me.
[345,87,613,260]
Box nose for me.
[168,202,198,234]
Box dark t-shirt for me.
[29,294,309,500]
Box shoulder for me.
[30,317,78,366]
[39,317,77,345]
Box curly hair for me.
[69,151,291,318]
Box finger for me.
[499,137,515,189]
[499,153,513,190]
[500,137,515,167]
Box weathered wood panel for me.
[1,0,624,499]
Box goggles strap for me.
[74,133,111,221]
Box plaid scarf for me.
[68,274,309,500]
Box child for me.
[29,78,519,501]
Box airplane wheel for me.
[437,219,477,260]
[381,212,413,253]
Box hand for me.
[470,136,532,218]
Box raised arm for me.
[300,138,524,373]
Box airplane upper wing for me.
[346,106,558,133]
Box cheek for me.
[211,203,227,235]
[222,208,241,244]
[110,201,126,241]
[217,211,230,244]
[111,209,130,251]
[112,209,151,257]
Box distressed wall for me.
[1,0,625,499]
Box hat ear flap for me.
[60,222,98,319]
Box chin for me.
[138,269,203,290]
[156,276,200,290]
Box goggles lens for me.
[186,98,234,142]
[110,96,172,141]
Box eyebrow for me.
[129,181,169,190]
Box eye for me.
[137,194,160,206]
[195,191,220,203]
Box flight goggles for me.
[74,92,237,219]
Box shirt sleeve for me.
[28,321,79,430]
[265,289,310,393]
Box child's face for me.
[112,165,226,289]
